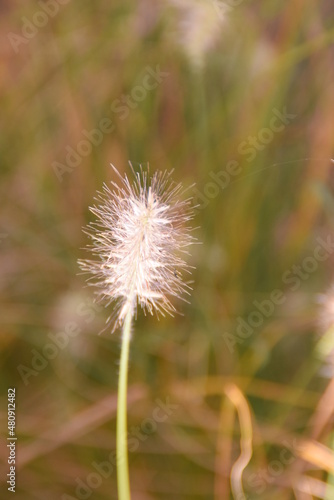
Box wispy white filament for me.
[79,164,196,331]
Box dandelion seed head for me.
[78,165,197,331]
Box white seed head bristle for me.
[78,164,197,332]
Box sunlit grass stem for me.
[116,303,133,500]
[79,166,196,499]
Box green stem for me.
[116,306,133,500]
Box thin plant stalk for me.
[79,166,197,499]
[116,303,133,500]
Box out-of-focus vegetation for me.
[1,1,334,499]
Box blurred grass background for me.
[1,0,334,499]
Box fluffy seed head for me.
[78,165,197,331]
[167,0,225,69]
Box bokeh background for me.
[2,1,334,499]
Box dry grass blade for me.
[224,383,253,500]
[17,384,146,469]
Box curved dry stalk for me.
[224,383,253,500]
